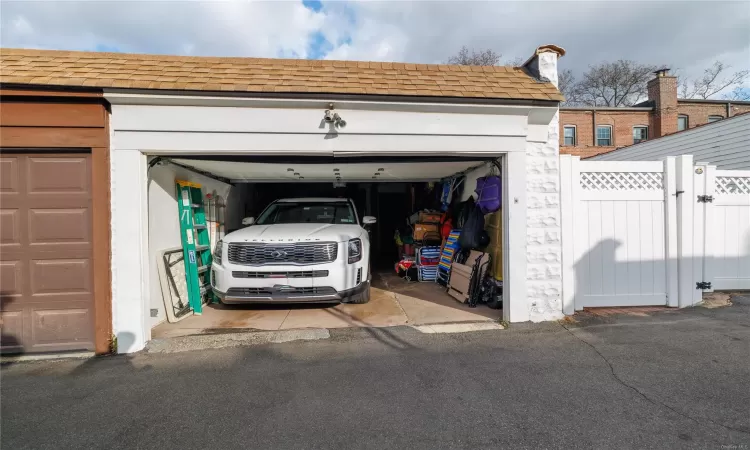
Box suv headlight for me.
[348,238,362,264]
[213,239,222,265]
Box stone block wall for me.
[525,110,563,321]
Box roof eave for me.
[100,86,562,107]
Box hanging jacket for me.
[458,203,485,250]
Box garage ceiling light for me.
[171,159,490,183]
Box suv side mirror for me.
[362,216,377,225]
[242,217,255,226]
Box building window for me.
[596,125,612,146]
[678,115,689,131]
[708,115,723,123]
[563,126,576,146]
[633,126,648,144]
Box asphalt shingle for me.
[0,48,564,102]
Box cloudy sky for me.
[2,0,749,91]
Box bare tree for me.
[573,60,658,107]
[678,61,749,99]
[725,87,750,101]
[557,68,576,104]
[447,46,501,66]
[504,56,525,66]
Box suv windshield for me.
[256,202,357,225]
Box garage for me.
[147,155,507,337]
[0,86,112,355]
[11,45,564,353]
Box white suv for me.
[211,198,375,305]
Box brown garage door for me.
[0,152,94,354]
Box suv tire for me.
[346,287,371,304]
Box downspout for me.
[592,108,597,148]
[727,102,732,118]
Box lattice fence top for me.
[716,176,750,195]
[580,172,663,191]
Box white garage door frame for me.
[106,92,562,353]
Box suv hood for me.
[225,223,363,243]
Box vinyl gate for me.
[561,155,750,313]
[701,168,750,290]
[560,158,675,311]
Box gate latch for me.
[696,281,712,290]
[697,195,714,203]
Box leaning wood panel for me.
[0,127,108,148]
[0,102,105,128]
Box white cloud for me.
[1,0,326,58]
[2,0,748,91]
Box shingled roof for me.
[0,48,564,102]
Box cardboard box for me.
[409,211,442,225]
[413,223,439,241]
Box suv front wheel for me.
[345,287,371,304]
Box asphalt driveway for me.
[2,294,749,449]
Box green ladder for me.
[176,180,213,315]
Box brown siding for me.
[1,102,106,128]
[0,87,111,355]
[559,110,651,158]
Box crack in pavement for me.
[377,273,410,324]
[559,322,750,439]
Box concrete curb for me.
[145,328,330,353]
[1,351,95,364]
[411,322,505,334]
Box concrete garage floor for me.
[153,272,501,338]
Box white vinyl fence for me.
[703,169,750,290]
[560,155,750,313]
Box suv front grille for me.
[226,286,337,297]
[227,242,338,266]
[232,270,329,279]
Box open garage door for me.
[149,155,507,339]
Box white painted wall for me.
[110,149,149,353]
[147,163,231,327]
[460,162,493,202]
[524,51,564,322]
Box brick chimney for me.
[647,68,678,137]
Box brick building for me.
[560,69,750,157]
